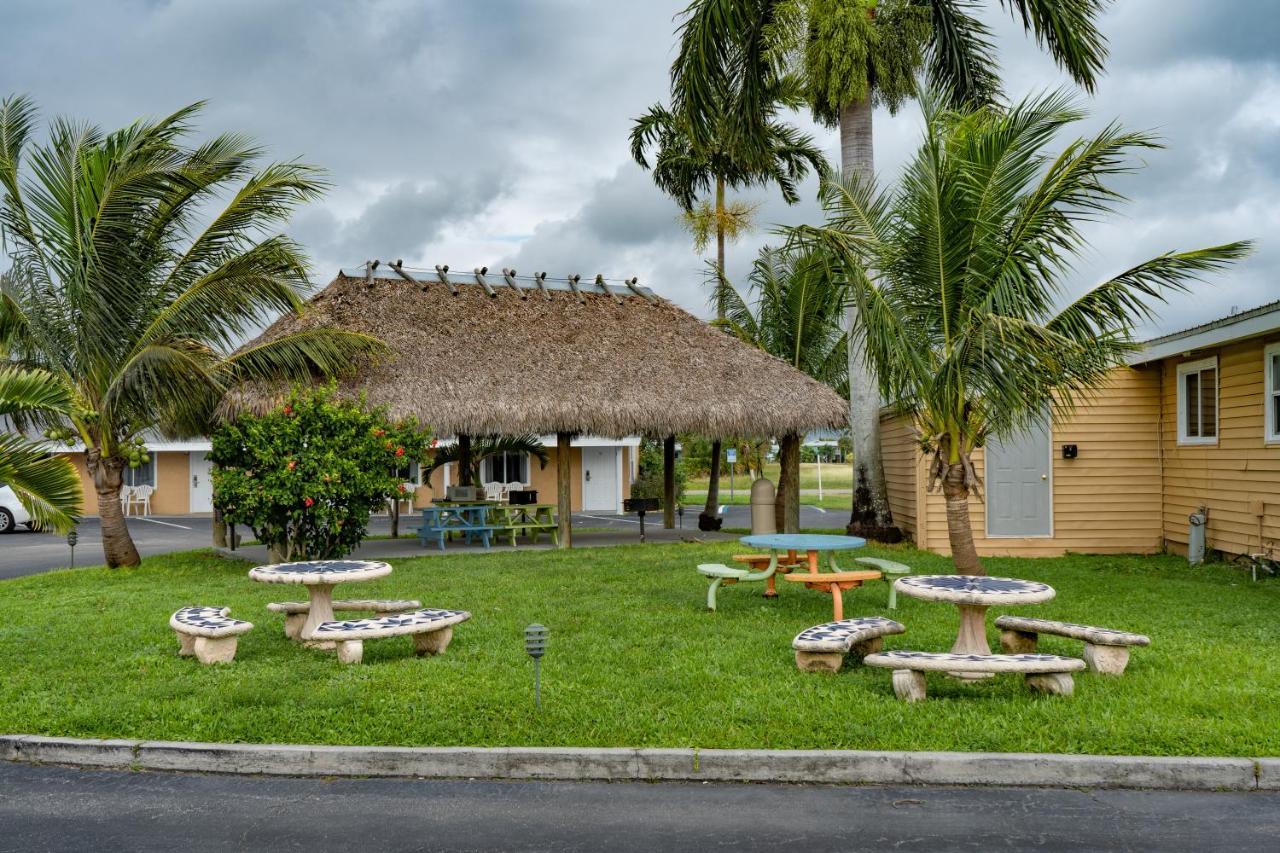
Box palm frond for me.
[224,329,388,386]
[422,434,551,486]
[0,433,82,533]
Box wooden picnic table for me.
[738,534,875,620]
[418,505,494,551]
[487,503,559,546]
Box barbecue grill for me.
[623,497,661,542]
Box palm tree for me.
[671,0,1111,536]
[423,434,550,489]
[791,90,1250,572]
[0,95,383,567]
[631,84,827,532]
[711,247,847,532]
[0,366,82,532]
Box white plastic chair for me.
[483,481,503,502]
[399,483,416,513]
[119,485,134,516]
[130,484,154,516]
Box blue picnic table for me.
[418,505,493,551]
[739,533,871,620]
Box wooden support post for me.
[663,435,676,529]
[458,434,473,486]
[557,432,573,549]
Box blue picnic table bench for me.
[417,505,494,551]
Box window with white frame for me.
[1266,343,1280,443]
[483,452,528,484]
[124,455,156,487]
[1177,357,1218,445]
[393,460,421,485]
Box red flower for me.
[397,483,408,494]
[373,428,385,437]
[287,460,297,471]
[395,447,405,457]
[303,497,315,507]
[282,405,293,415]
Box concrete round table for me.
[248,560,392,647]
[739,534,873,620]
[894,575,1055,679]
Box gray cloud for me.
[1,0,1276,333]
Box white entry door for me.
[985,418,1052,537]
[189,452,215,514]
[580,447,619,512]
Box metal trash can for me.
[750,479,776,535]
[1188,506,1208,565]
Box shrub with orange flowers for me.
[211,383,432,559]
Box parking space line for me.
[131,517,192,530]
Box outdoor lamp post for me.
[67,529,78,569]
[524,623,548,708]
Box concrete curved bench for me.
[313,608,471,664]
[863,650,1085,702]
[792,616,906,672]
[170,606,253,664]
[996,616,1150,675]
[267,599,422,639]
[852,557,912,609]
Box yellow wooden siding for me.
[1160,337,1280,557]
[878,410,919,543]
[886,367,1164,557]
[61,451,191,515]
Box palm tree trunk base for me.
[847,462,903,541]
[697,511,723,532]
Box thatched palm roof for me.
[225,268,848,438]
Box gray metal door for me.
[985,417,1052,537]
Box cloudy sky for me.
[1,0,1276,335]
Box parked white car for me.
[0,484,33,533]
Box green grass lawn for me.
[685,490,854,510]
[688,461,853,493]
[2,543,1278,755]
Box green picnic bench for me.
[487,504,559,546]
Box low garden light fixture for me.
[67,529,78,569]
[524,623,548,708]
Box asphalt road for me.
[0,504,845,579]
[1,763,1276,852]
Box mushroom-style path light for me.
[525,623,548,709]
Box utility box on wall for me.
[1061,444,1078,459]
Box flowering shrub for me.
[211,384,432,560]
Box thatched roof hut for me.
[226,265,848,546]
[227,267,848,438]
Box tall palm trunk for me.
[941,460,982,574]
[773,433,801,533]
[839,96,893,534]
[85,448,141,568]
[700,176,727,532]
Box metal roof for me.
[1128,301,1280,365]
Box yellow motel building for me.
[883,301,1280,560]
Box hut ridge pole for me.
[663,435,676,529]
[461,435,473,486]
[556,432,573,548]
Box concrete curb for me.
[2,735,1272,791]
